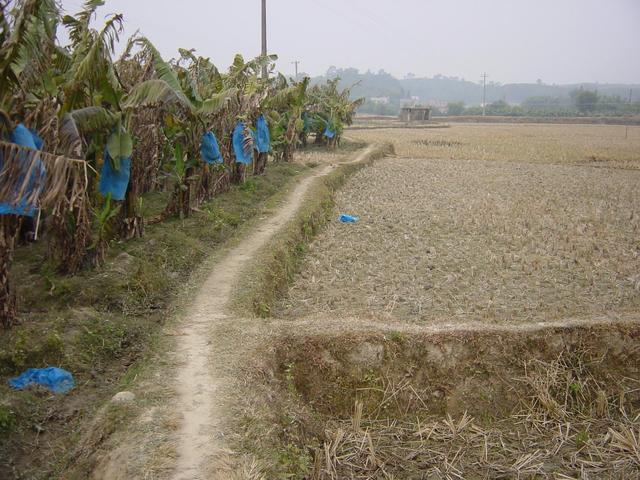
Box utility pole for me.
[291,60,300,81]
[481,73,488,116]
[261,0,267,80]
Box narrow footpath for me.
[170,146,375,479]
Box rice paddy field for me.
[277,124,640,325]
[242,123,640,479]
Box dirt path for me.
[170,146,376,480]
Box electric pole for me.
[261,0,267,80]
[291,60,300,81]
[481,73,488,116]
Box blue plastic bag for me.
[28,128,44,150]
[254,115,270,153]
[8,367,75,394]
[339,214,359,223]
[232,122,253,165]
[324,125,336,139]
[0,124,46,217]
[200,131,223,165]
[10,123,38,149]
[99,149,131,201]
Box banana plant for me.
[89,192,120,265]
[124,39,275,213]
[264,75,309,161]
[306,78,364,148]
[0,0,60,110]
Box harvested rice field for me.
[278,154,640,325]
[236,124,640,479]
[347,123,640,168]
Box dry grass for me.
[316,355,640,479]
[292,140,367,168]
[235,327,640,479]
[279,132,640,325]
[348,124,640,168]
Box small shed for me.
[399,106,431,122]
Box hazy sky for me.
[60,0,640,85]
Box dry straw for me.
[314,356,639,479]
[0,141,88,212]
[0,141,89,326]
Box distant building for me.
[399,106,431,122]
[369,96,390,105]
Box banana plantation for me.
[0,0,362,328]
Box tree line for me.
[443,89,640,117]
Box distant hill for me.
[304,67,640,114]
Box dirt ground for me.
[279,126,640,326]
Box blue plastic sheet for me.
[232,122,253,165]
[8,367,75,394]
[0,124,46,217]
[99,149,131,201]
[254,115,270,153]
[324,124,336,139]
[200,131,223,165]
[28,128,44,150]
[339,214,359,223]
[10,124,38,149]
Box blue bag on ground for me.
[9,367,75,394]
[99,149,131,201]
[232,122,253,165]
[0,124,46,217]
[340,214,359,223]
[200,131,223,165]
[254,115,270,153]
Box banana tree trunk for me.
[282,144,293,162]
[231,162,246,184]
[253,152,268,175]
[177,169,193,218]
[49,189,92,275]
[0,215,19,329]
[118,161,143,240]
[118,192,144,240]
